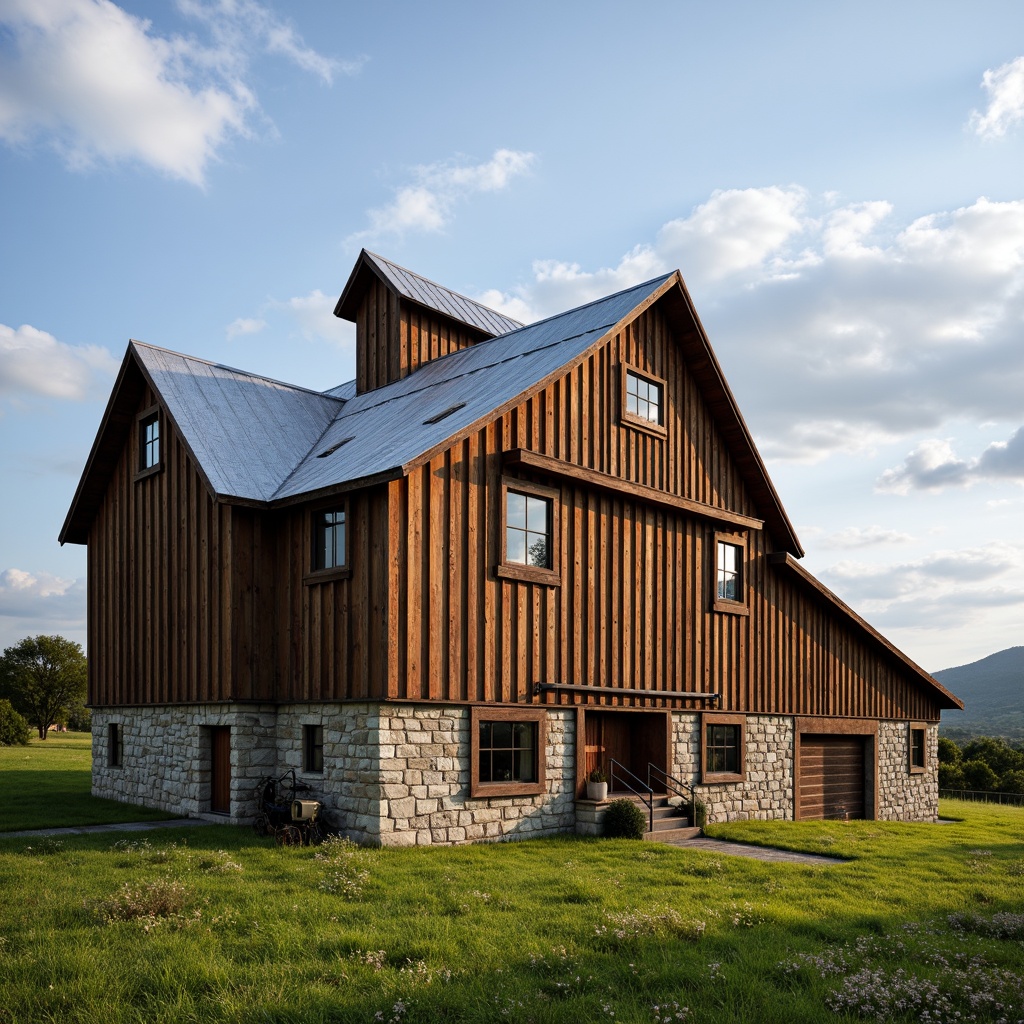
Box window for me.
[303,724,324,774]
[701,714,745,783]
[497,478,560,586]
[108,723,122,768]
[470,706,547,797]
[135,406,162,478]
[313,508,346,572]
[909,724,927,774]
[713,532,748,614]
[620,365,667,437]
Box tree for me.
[961,759,999,792]
[937,736,962,765]
[0,699,30,746]
[0,635,87,740]
[961,737,1024,777]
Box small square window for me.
[909,724,927,774]
[108,723,122,768]
[303,724,324,774]
[470,706,547,797]
[313,508,346,572]
[626,369,662,424]
[497,478,561,586]
[701,714,745,783]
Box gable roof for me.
[335,249,524,337]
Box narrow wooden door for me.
[210,727,231,814]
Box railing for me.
[607,758,654,833]
[648,763,695,807]
[940,789,1024,807]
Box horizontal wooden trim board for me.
[504,448,763,532]
[534,682,720,702]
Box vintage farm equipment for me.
[253,768,325,846]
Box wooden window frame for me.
[134,405,163,481]
[713,531,749,616]
[303,723,324,774]
[701,713,746,784]
[305,500,352,583]
[496,477,561,587]
[909,722,927,775]
[620,364,668,439]
[470,705,547,798]
[108,722,122,768]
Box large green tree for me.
[0,635,87,740]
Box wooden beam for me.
[504,448,763,532]
[535,682,719,702]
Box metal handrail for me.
[647,763,695,807]
[607,758,654,833]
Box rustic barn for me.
[61,249,962,843]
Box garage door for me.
[799,735,865,820]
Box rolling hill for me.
[933,646,1024,738]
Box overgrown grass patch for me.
[0,733,173,831]
[0,800,1023,1022]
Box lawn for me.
[0,733,174,832]
[0,800,1023,1023]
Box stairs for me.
[612,792,702,843]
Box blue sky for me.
[1,0,1023,672]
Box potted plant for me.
[586,766,608,801]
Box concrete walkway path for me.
[664,835,845,865]
[1,818,216,840]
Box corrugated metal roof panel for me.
[364,251,524,337]
[133,344,341,502]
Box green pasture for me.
[0,738,1022,1022]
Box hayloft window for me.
[713,533,749,614]
[620,366,667,437]
[497,478,561,586]
[909,724,927,774]
[313,508,346,572]
[702,714,745,783]
[135,406,162,479]
[303,724,324,774]
[470,706,547,797]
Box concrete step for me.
[650,814,692,830]
[644,825,703,843]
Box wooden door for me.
[799,735,865,820]
[210,727,231,814]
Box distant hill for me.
[933,647,1024,739]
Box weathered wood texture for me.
[356,282,485,393]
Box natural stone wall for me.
[876,720,939,822]
[672,713,795,824]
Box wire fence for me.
[940,789,1024,807]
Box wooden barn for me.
[60,250,962,843]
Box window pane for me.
[525,496,548,533]
[527,535,548,568]
[506,528,527,564]
[491,721,512,747]
[506,491,527,529]
[492,749,513,782]
[515,746,536,782]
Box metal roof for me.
[132,344,342,502]
[335,250,524,337]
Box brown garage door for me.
[799,735,865,820]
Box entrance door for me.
[799,734,865,820]
[583,712,668,793]
[210,727,231,814]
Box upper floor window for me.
[136,406,162,478]
[313,508,346,572]
[620,365,667,437]
[713,532,748,614]
[497,477,561,586]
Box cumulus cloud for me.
[0,0,357,186]
[878,427,1024,493]
[0,323,119,400]
[969,56,1024,139]
[818,525,914,549]
[481,188,1024,461]
[225,316,266,339]
[349,148,535,243]
[0,568,86,645]
[279,289,354,349]
[817,543,1024,632]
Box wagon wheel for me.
[276,825,303,847]
[252,814,270,837]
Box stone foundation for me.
[92,704,941,840]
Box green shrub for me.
[0,699,30,746]
[603,798,647,839]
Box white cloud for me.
[0,0,355,186]
[481,189,1024,462]
[280,289,354,349]
[969,56,1024,139]
[349,148,535,243]
[225,316,266,339]
[0,322,119,400]
[878,428,1024,493]
[0,568,86,646]
[819,525,914,550]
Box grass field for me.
[0,745,1022,1024]
[0,733,174,832]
